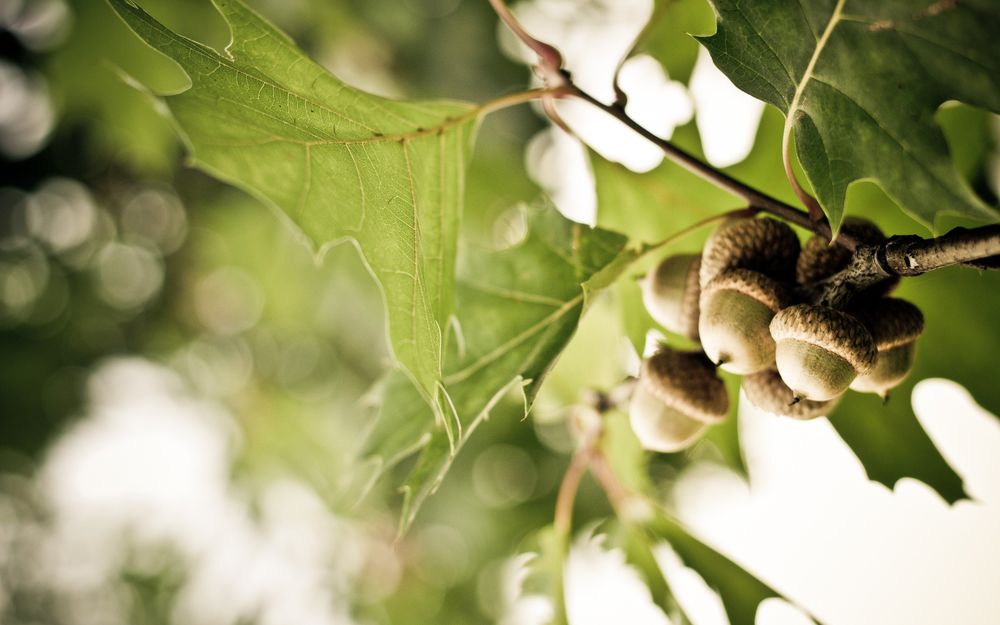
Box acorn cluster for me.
[632,216,924,452]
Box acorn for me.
[700,217,800,287]
[629,346,729,452]
[742,369,840,420]
[849,298,924,398]
[770,304,877,401]
[796,218,899,295]
[698,268,794,374]
[641,253,701,340]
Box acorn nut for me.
[641,253,701,340]
[629,346,729,452]
[699,269,793,374]
[796,218,885,285]
[742,370,840,420]
[770,304,877,401]
[796,217,899,296]
[848,298,924,398]
[700,217,800,287]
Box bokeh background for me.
[2,1,999,624]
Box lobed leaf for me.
[108,0,479,403]
[699,0,1000,230]
[365,208,637,533]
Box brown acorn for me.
[700,217,800,287]
[698,268,794,374]
[770,304,877,401]
[796,218,899,295]
[629,346,729,452]
[641,253,701,340]
[849,298,924,398]
[742,370,840,420]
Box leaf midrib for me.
[785,0,846,125]
[128,0,477,145]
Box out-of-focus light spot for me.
[493,205,529,250]
[358,533,403,603]
[0,238,49,324]
[322,35,401,99]
[505,0,676,223]
[93,241,163,310]
[120,188,188,254]
[0,0,70,51]
[27,178,98,254]
[0,60,54,159]
[27,262,68,325]
[473,444,538,508]
[3,358,371,625]
[689,47,765,168]
[564,531,672,625]
[547,55,692,175]
[500,0,651,100]
[526,127,596,225]
[193,267,264,336]
[412,524,471,588]
[172,336,254,398]
[275,334,321,387]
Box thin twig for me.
[554,448,595,537]
[564,84,855,249]
[476,87,567,117]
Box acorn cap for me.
[641,347,729,424]
[701,268,793,313]
[770,304,877,373]
[796,235,853,285]
[797,216,886,284]
[700,217,800,287]
[643,254,701,339]
[850,298,924,350]
[742,370,840,420]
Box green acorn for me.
[700,217,800,287]
[742,369,840,420]
[849,298,924,399]
[770,304,877,401]
[641,253,701,340]
[699,268,794,374]
[629,347,729,452]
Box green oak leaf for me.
[108,0,479,404]
[364,208,636,533]
[700,0,999,231]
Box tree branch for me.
[562,82,856,249]
[815,225,1000,307]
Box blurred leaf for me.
[109,0,479,404]
[522,525,569,625]
[639,0,717,85]
[830,262,1000,503]
[646,511,820,625]
[699,0,1000,230]
[46,0,216,173]
[365,208,636,532]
